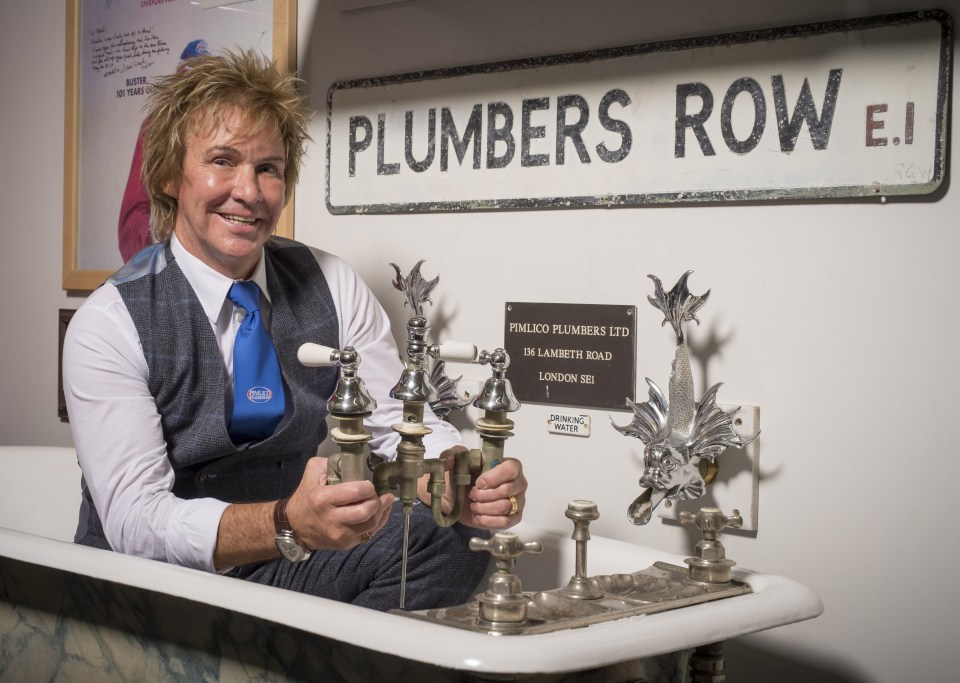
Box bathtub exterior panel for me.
[0,553,690,682]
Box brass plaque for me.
[504,303,635,411]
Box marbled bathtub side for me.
[0,556,685,682]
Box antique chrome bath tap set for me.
[299,263,753,633]
[298,260,520,608]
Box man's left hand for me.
[468,456,526,529]
[436,446,527,530]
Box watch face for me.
[276,533,310,563]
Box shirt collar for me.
[171,234,271,323]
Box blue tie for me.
[227,281,286,443]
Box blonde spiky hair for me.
[141,49,311,241]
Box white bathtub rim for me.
[0,525,822,675]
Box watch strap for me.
[273,498,312,562]
[274,497,291,534]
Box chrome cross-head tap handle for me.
[470,530,542,575]
[679,507,743,539]
[470,531,543,630]
[679,506,743,584]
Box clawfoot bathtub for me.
[0,446,822,682]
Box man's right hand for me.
[285,457,394,550]
[213,457,394,571]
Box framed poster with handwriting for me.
[63,0,297,291]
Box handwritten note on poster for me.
[88,25,171,79]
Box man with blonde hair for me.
[64,50,527,610]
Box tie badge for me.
[247,386,274,403]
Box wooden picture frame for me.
[62,0,298,292]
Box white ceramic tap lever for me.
[436,341,478,362]
[297,343,339,367]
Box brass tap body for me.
[327,413,373,484]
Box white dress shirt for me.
[62,235,462,571]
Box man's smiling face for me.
[170,106,286,280]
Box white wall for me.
[296,1,958,681]
[0,2,75,448]
[1,1,955,681]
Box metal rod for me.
[399,509,411,609]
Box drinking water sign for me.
[326,11,950,213]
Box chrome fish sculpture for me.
[612,272,756,525]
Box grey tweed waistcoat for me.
[75,237,339,550]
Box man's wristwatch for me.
[273,497,312,563]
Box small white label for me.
[547,413,591,437]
